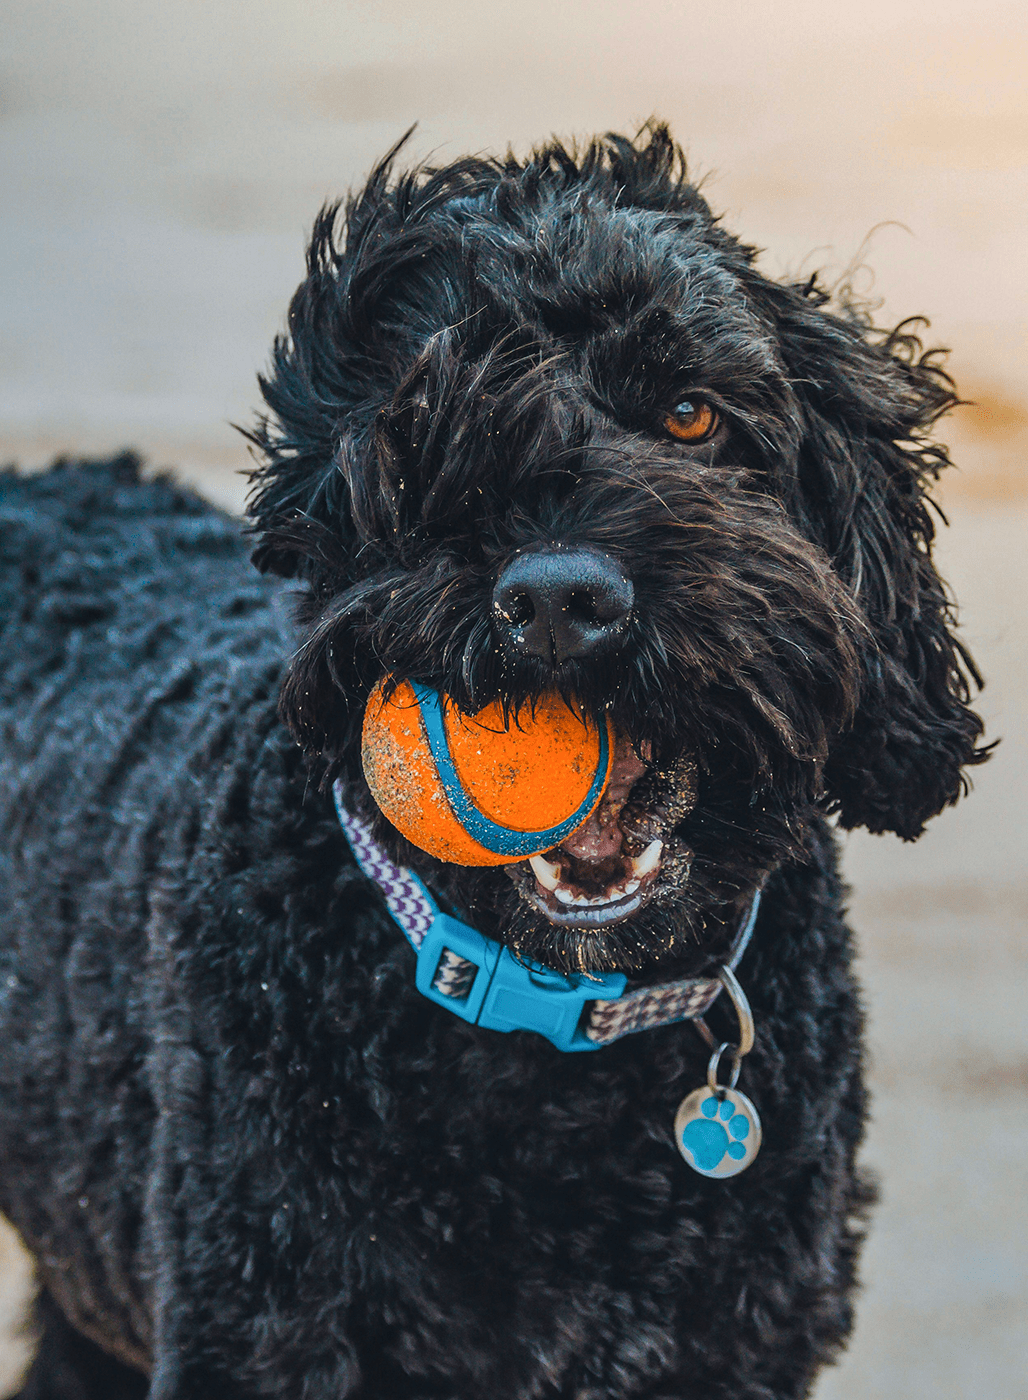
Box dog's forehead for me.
[377,193,775,391]
[453,196,753,324]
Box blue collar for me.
[334,782,760,1053]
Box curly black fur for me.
[0,125,984,1399]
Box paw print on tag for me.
[683,1097,750,1168]
[674,1086,762,1177]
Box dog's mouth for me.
[505,735,697,927]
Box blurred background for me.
[1,1,1025,1395]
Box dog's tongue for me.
[559,734,648,862]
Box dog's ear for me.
[243,135,419,582]
[748,277,989,839]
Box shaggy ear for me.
[752,279,989,839]
[243,133,416,581]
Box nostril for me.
[566,585,627,625]
[566,588,598,623]
[495,589,535,628]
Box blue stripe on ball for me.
[411,684,611,859]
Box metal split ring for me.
[718,965,755,1056]
[695,964,756,1096]
[707,1041,742,1092]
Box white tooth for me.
[623,878,641,895]
[529,853,562,892]
[629,839,663,879]
[554,887,576,905]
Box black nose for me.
[492,546,634,666]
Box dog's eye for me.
[663,399,719,444]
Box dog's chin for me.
[511,835,676,927]
[498,867,710,977]
[502,832,696,963]
[495,813,775,976]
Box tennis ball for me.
[361,677,614,866]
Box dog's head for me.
[246,125,986,976]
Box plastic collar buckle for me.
[414,914,628,1052]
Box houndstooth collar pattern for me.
[333,781,759,1049]
[334,791,438,949]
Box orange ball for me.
[361,677,614,865]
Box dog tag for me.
[674,1086,762,1177]
[675,965,761,1177]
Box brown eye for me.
[663,399,719,443]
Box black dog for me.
[0,126,986,1399]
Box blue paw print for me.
[680,1096,750,1172]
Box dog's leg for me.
[12,1290,149,1400]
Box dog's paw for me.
[674,1087,762,1177]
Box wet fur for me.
[0,126,985,1398]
